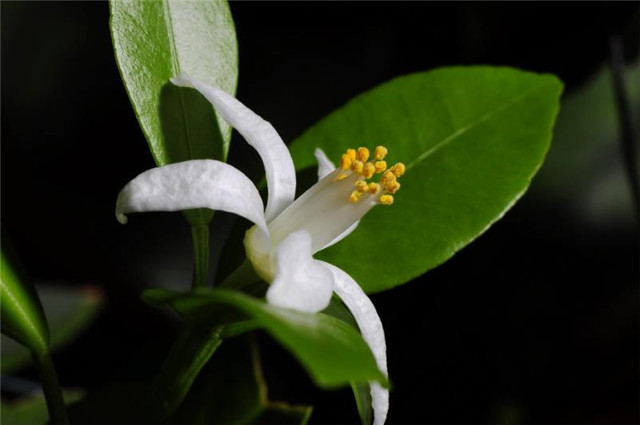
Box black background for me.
[2,2,639,424]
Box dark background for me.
[2,2,639,424]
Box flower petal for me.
[314,147,335,180]
[171,73,296,222]
[321,222,359,250]
[266,230,334,313]
[116,160,268,239]
[321,262,389,425]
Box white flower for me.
[115,74,405,425]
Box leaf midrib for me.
[161,0,195,161]
[405,82,548,171]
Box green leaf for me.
[1,284,104,373]
[0,232,49,355]
[176,334,312,424]
[144,288,389,389]
[110,0,238,165]
[110,0,238,225]
[1,391,83,425]
[288,66,563,293]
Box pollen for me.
[349,190,362,203]
[390,162,406,177]
[340,154,353,171]
[355,180,369,193]
[368,182,380,194]
[346,149,357,160]
[388,181,401,194]
[374,146,388,160]
[374,160,387,173]
[363,162,376,179]
[357,147,370,162]
[351,160,364,174]
[380,194,394,205]
[380,170,396,187]
[333,173,348,182]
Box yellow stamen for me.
[355,180,368,193]
[390,162,406,177]
[351,160,364,174]
[380,194,394,205]
[346,149,356,160]
[374,160,387,174]
[374,146,388,160]
[349,190,362,203]
[363,162,375,179]
[380,170,396,186]
[368,182,380,195]
[387,181,401,194]
[333,173,348,182]
[357,147,370,162]
[339,154,352,170]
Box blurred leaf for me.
[66,383,147,424]
[110,0,238,225]
[532,61,640,224]
[288,66,563,293]
[0,232,49,355]
[350,382,372,425]
[176,334,312,424]
[1,284,104,373]
[1,390,83,425]
[143,287,389,389]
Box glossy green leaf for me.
[110,0,238,165]
[176,334,312,424]
[144,288,389,389]
[0,233,49,355]
[1,391,83,425]
[2,284,104,373]
[288,66,563,293]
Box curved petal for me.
[314,147,335,180]
[171,73,296,222]
[266,231,334,313]
[321,262,389,425]
[115,160,269,240]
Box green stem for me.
[191,224,210,289]
[219,260,259,290]
[32,350,69,424]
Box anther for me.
[363,162,375,179]
[368,182,380,195]
[346,149,357,160]
[333,174,348,182]
[374,146,388,160]
[355,180,369,193]
[357,147,370,162]
[374,161,387,174]
[390,162,406,177]
[388,181,401,194]
[339,154,353,170]
[349,191,362,203]
[379,194,394,205]
[380,170,396,186]
[351,160,364,174]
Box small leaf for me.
[144,288,389,389]
[0,232,49,355]
[176,334,312,424]
[1,284,104,373]
[288,66,563,293]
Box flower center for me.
[336,146,404,206]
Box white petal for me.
[314,147,335,180]
[171,73,296,222]
[266,230,334,313]
[115,160,269,240]
[321,262,389,425]
[322,222,359,250]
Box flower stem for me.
[32,350,69,424]
[191,224,210,289]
